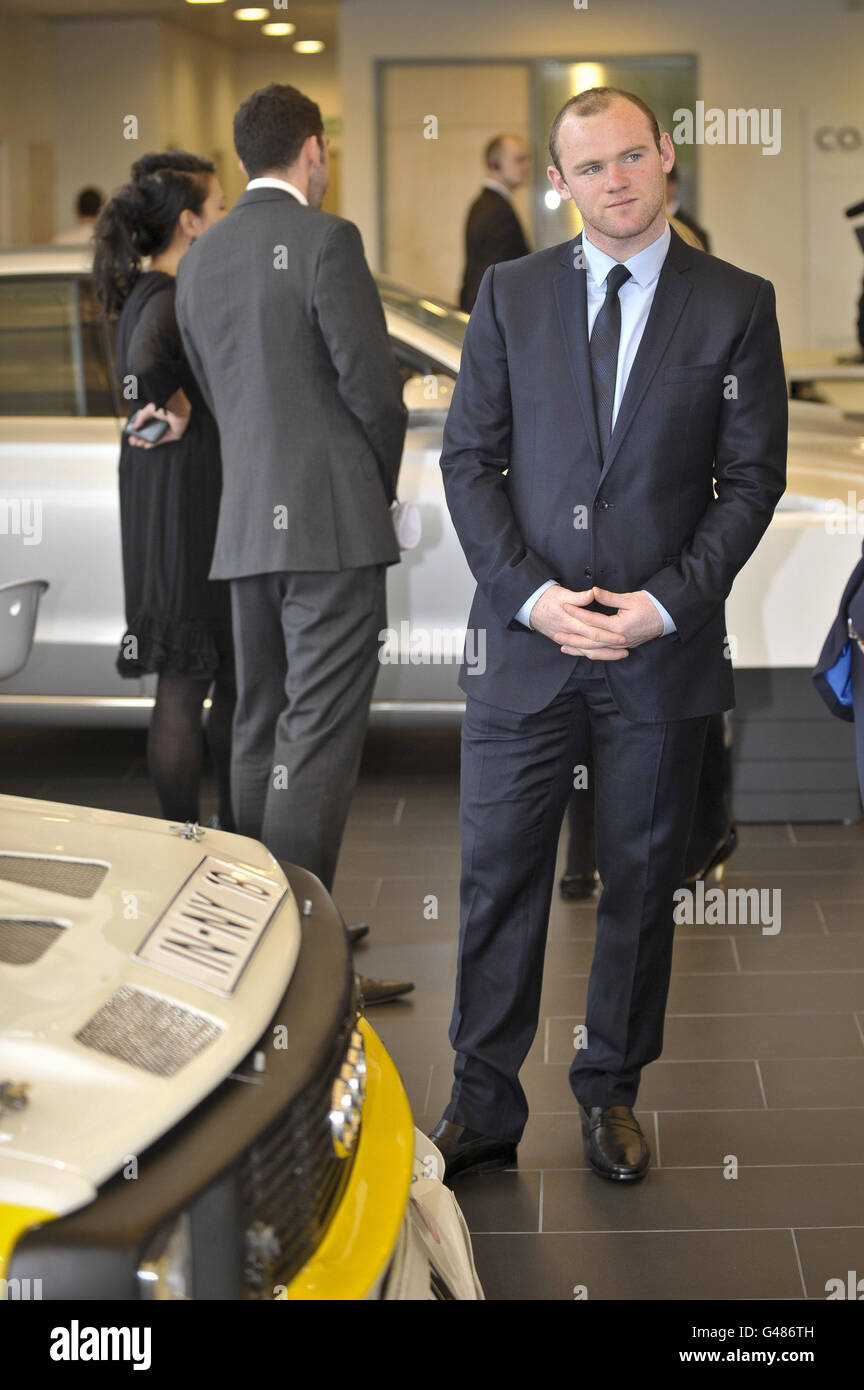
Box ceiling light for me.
[293,39,325,53]
[262,21,296,35]
[234,7,269,17]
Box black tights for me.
[147,670,236,830]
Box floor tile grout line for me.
[814,900,831,938]
[392,797,406,826]
[785,823,796,845]
[422,1064,433,1114]
[469,1224,864,1236]
[729,937,743,974]
[754,1057,769,1109]
[853,1013,864,1052]
[488,1162,864,1171]
[789,1229,808,1298]
[538,1170,544,1233]
[653,1111,661,1167]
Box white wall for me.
[340,0,864,350]
[158,20,240,206]
[0,13,58,245]
[53,19,160,229]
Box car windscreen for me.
[0,275,114,417]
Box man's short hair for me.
[485,135,507,171]
[549,88,662,174]
[234,83,324,177]
[77,187,103,218]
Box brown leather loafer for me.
[579,1103,650,1182]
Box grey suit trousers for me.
[229,565,386,891]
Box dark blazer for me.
[459,187,530,312]
[175,188,407,580]
[813,542,864,721]
[440,226,788,722]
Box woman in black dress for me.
[93,152,236,829]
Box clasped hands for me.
[528,583,663,659]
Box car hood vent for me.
[0,853,108,899]
[75,985,224,1077]
[0,918,66,965]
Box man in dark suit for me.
[666,170,711,253]
[459,134,531,312]
[175,86,406,914]
[430,87,787,1182]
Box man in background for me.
[176,84,412,1002]
[53,186,103,244]
[665,169,711,252]
[459,134,531,311]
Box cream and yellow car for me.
[0,794,483,1300]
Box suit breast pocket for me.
[663,362,727,386]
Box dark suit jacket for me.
[813,542,864,722]
[440,226,788,722]
[175,188,407,579]
[459,187,530,313]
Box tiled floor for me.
[5,724,864,1300]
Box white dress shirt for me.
[245,176,308,205]
[515,220,676,636]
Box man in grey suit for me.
[175,85,407,913]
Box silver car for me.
[0,247,862,729]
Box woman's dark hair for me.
[233,83,323,178]
[92,151,215,314]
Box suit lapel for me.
[553,235,603,471]
[598,231,694,486]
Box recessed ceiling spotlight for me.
[234,7,269,18]
[185,1,227,6]
[293,39,325,53]
[262,21,297,35]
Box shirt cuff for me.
[643,589,676,636]
[516,579,558,629]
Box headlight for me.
[136,1213,192,1300]
[329,1026,366,1158]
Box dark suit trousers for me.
[444,662,709,1142]
[229,565,386,892]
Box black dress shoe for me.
[357,974,414,1005]
[346,922,370,946]
[559,873,597,901]
[578,1103,650,1182]
[428,1119,518,1182]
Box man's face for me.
[493,137,530,190]
[547,99,675,248]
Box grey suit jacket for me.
[175,188,407,579]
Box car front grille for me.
[239,1012,356,1296]
[0,853,108,899]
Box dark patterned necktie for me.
[589,263,631,456]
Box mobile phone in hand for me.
[124,415,169,443]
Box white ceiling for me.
[0,0,339,51]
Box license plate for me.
[135,856,286,995]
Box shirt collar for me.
[245,177,308,206]
[483,177,512,201]
[582,219,671,290]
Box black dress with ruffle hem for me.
[113,270,233,680]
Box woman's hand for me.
[127,389,191,449]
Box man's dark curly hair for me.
[233,83,324,177]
